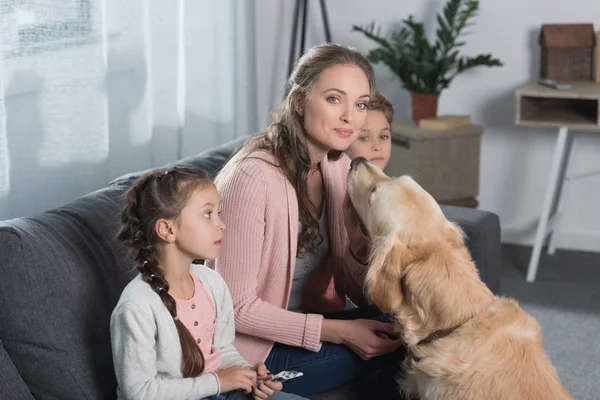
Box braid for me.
[138,254,205,377]
[117,167,208,377]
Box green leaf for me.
[457,54,504,73]
[352,23,392,50]
[351,0,502,94]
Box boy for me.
[346,90,394,170]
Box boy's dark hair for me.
[117,166,211,377]
[368,90,394,123]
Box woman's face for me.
[298,64,371,162]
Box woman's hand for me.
[344,319,403,360]
[216,365,257,394]
[250,362,283,399]
[331,318,403,360]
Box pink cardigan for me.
[212,150,369,365]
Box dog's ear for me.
[365,237,411,313]
[444,221,465,247]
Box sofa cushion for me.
[0,185,134,399]
[110,135,251,187]
[0,336,33,399]
[439,205,502,294]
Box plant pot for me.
[411,92,440,121]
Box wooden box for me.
[385,120,483,204]
[539,24,596,82]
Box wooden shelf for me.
[515,82,600,131]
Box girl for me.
[110,166,307,400]
[212,44,406,398]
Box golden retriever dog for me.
[347,157,573,400]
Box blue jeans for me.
[205,389,307,399]
[264,306,407,399]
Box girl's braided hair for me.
[117,166,211,377]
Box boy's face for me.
[346,110,392,170]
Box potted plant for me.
[353,0,503,121]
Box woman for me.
[212,44,405,398]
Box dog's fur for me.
[347,158,573,400]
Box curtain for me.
[0,0,257,220]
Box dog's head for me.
[347,157,492,344]
[347,157,452,241]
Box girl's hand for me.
[217,366,257,394]
[250,362,270,381]
[252,380,283,399]
[251,362,283,399]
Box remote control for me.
[270,370,304,383]
[539,78,571,90]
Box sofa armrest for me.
[441,205,502,295]
[0,338,34,400]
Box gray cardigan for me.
[110,264,251,400]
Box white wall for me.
[254,0,600,253]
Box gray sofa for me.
[0,136,502,400]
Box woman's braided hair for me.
[117,166,211,377]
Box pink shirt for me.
[174,272,222,373]
[212,151,369,365]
